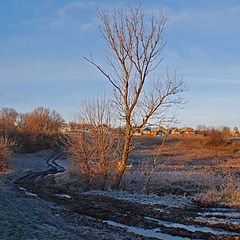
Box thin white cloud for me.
[9,1,96,32]
[168,5,240,35]
[145,3,240,35]
[57,1,94,19]
[47,0,96,31]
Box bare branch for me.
[83,56,124,97]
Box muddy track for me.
[15,148,64,185]
[16,149,240,240]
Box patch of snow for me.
[25,191,38,197]
[54,194,72,199]
[205,207,240,212]
[104,220,191,240]
[196,208,240,225]
[154,208,166,213]
[145,217,240,236]
[19,187,26,191]
[196,216,240,226]
[199,211,240,219]
[82,190,192,208]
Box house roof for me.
[143,127,151,131]
[151,126,168,133]
[180,127,195,132]
[170,128,180,132]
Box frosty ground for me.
[1,151,147,240]
[1,138,240,240]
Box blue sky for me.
[0,0,239,128]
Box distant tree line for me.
[0,106,64,153]
[196,125,239,147]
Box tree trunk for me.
[113,122,132,189]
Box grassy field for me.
[123,136,240,208]
[3,141,238,239]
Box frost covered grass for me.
[62,136,240,208]
[196,175,240,208]
[121,137,240,207]
[82,190,192,208]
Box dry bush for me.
[64,98,122,190]
[225,141,240,154]
[21,107,64,134]
[205,129,225,147]
[18,107,63,152]
[221,126,231,138]
[0,137,14,172]
[18,132,61,153]
[0,107,64,153]
[66,129,122,190]
[0,108,19,135]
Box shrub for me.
[205,129,225,147]
[65,126,121,190]
[0,107,64,153]
[64,98,122,190]
[0,108,19,135]
[18,132,61,153]
[0,137,14,172]
[21,107,64,134]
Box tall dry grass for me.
[196,172,240,208]
[122,136,240,207]
[0,137,14,172]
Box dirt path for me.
[1,149,240,240]
[0,150,149,240]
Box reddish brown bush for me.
[0,137,14,172]
[18,107,64,152]
[21,107,64,134]
[0,108,19,136]
[64,98,122,190]
[0,107,64,153]
[205,129,225,147]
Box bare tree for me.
[85,5,185,189]
[0,108,19,136]
[64,97,122,190]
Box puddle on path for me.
[195,207,240,226]
[104,220,191,240]
[145,216,240,236]
[199,208,240,219]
